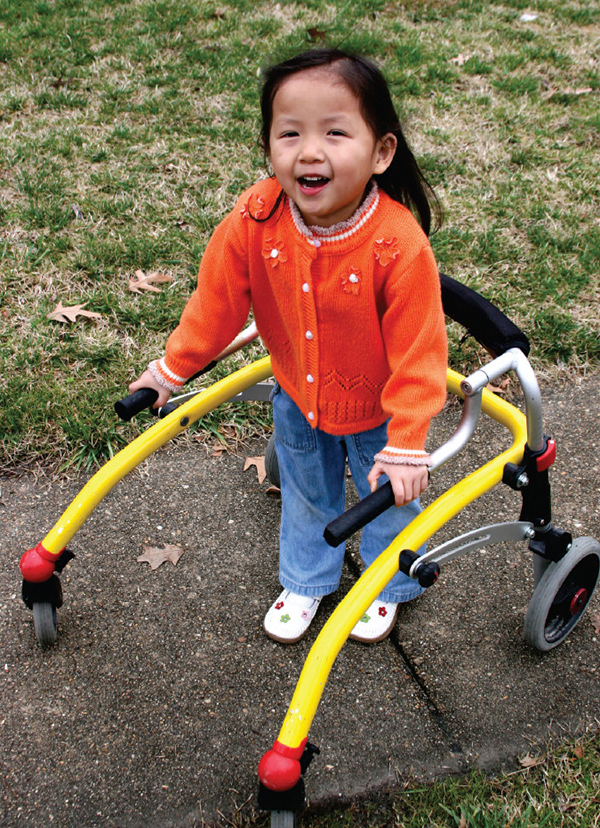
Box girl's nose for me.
[299,136,325,163]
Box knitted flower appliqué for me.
[262,239,288,268]
[374,237,399,267]
[240,194,265,220]
[378,606,388,617]
[341,268,361,295]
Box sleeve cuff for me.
[374,447,431,467]
[148,358,187,393]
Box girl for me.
[129,48,448,644]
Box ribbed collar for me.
[288,182,380,247]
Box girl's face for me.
[268,69,397,227]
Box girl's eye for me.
[281,131,299,138]
[328,129,347,136]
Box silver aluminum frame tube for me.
[460,348,544,453]
[429,348,544,473]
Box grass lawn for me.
[0,0,598,471]
[1,1,599,825]
[244,729,600,828]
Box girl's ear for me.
[373,133,398,174]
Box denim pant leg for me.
[272,386,347,597]
[347,423,425,603]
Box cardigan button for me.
[306,374,314,383]
[308,411,315,421]
[302,283,310,293]
[305,331,313,340]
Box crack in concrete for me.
[345,553,464,757]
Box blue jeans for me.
[272,385,424,603]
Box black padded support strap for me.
[439,273,530,358]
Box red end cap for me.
[19,543,58,583]
[258,739,307,792]
[536,438,556,472]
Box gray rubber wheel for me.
[265,432,280,488]
[271,811,295,828]
[33,602,58,647]
[524,537,600,651]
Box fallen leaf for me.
[571,744,584,760]
[459,814,467,828]
[137,544,184,570]
[519,752,545,769]
[450,53,467,66]
[558,796,576,813]
[486,377,511,395]
[307,26,326,41]
[128,270,173,294]
[244,456,266,484]
[47,302,102,323]
[590,612,600,635]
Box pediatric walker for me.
[18,275,600,827]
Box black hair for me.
[258,48,441,235]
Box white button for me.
[307,374,314,383]
[313,239,321,248]
[308,411,314,420]
[349,273,359,283]
[270,248,279,258]
[305,331,313,340]
[302,283,310,293]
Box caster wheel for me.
[33,602,58,647]
[265,432,280,489]
[271,811,295,828]
[524,537,600,651]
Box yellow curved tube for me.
[275,370,528,749]
[42,357,273,555]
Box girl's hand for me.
[367,461,429,507]
[128,370,172,409]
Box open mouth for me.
[298,176,330,189]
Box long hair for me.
[259,48,441,235]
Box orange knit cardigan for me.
[151,178,448,462]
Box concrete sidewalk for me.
[1,374,599,827]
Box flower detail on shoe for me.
[374,237,399,267]
[350,599,400,643]
[264,589,323,644]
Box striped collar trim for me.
[289,183,380,247]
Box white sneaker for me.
[263,589,322,643]
[349,599,399,643]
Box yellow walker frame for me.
[18,277,600,826]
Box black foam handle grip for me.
[114,388,159,421]
[324,481,395,547]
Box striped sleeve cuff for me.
[148,358,187,393]
[374,447,431,467]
